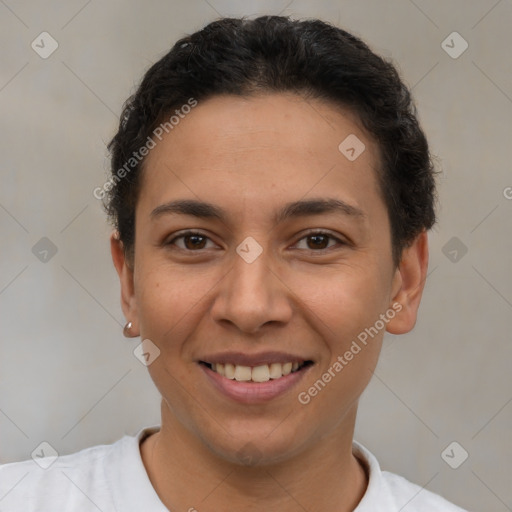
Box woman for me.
[0,15,468,511]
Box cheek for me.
[288,263,390,343]
[293,268,387,419]
[134,260,218,349]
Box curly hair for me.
[105,15,438,268]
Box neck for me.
[140,400,368,512]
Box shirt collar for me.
[352,440,396,511]
[107,424,168,512]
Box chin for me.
[202,424,308,467]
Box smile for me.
[200,361,313,383]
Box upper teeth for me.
[211,362,301,382]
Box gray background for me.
[1,1,511,510]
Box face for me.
[112,93,428,465]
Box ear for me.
[386,230,429,335]
[110,231,139,336]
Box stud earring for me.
[123,321,136,338]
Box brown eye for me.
[307,234,330,250]
[294,231,344,251]
[167,231,215,251]
[183,234,207,250]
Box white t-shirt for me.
[0,425,468,511]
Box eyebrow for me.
[150,197,367,224]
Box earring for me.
[123,321,136,338]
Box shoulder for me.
[0,435,130,512]
[353,441,469,512]
[380,470,469,511]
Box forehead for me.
[137,93,385,228]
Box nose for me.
[210,242,293,335]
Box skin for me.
[111,93,429,512]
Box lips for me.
[199,357,314,404]
[197,351,314,398]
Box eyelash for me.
[166,230,346,253]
